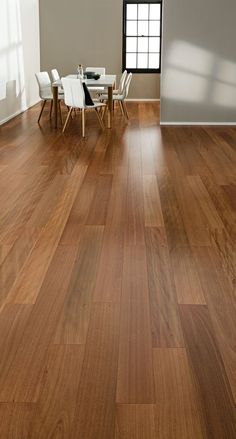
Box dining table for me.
[52,74,116,129]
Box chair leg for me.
[58,101,63,125]
[101,106,106,120]
[62,107,72,133]
[49,101,53,120]
[82,109,86,138]
[67,106,74,119]
[38,100,47,123]
[123,101,129,120]
[119,100,125,118]
[95,108,105,130]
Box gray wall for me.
[0,0,40,125]
[161,0,236,123]
[39,0,160,99]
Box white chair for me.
[35,71,63,123]
[114,70,128,95]
[51,69,64,95]
[99,73,132,121]
[61,77,106,137]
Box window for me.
[123,0,162,73]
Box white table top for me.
[52,74,116,88]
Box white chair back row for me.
[118,70,128,94]
[35,72,52,100]
[123,72,132,99]
[51,68,60,83]
[35,71,64,123]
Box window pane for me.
[126,53,137,68]
[138,37,148,52]
[127,21,137,36]
[126,37,137,52]
[138,21,148,36]
[149,20,160,36]
[138,4,149,20]
[149,37,160,52]
[137,53,148,68]
[150,4,161,20]
[149,53,160,68]
[127,4,137,20]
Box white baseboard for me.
[0,99,40,126]
[127,98,160,102]
[160,121,236,126]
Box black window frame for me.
[122,0,162,74]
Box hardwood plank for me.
[93,168,127,303]
[0,244,12,265]
[0,244,78,402]
[124,132,145,246]
[0,403,35,439]
[143,175,164,227]
[93,224,124,303]
[222,184,236,211]
[173,176,211,246]
[180,305,236,438]
[5,163,87,305]
[171,246,206,304]
[187,175,225,230]
[116,405,157,439]
[0,304,33,387]
[0,227,41,310]
[30,345,84,439]
[26,173,68,228]
[116,244,155,403]
[153,348,208,438]
[200,128,236,182]
[201,174,236,243]
[70,303,120,439]
[54,225,104,344]
[100,129,123,175]
[145,227,184,347]
[192,246,236,402]
[140,125,161,175]
[68,150,107,225]
[0,168,45,244]
[156,166,189,250]
[210,227,236,290]
[86,174,113,225]
[171,127,213,178]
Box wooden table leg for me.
[107,86,113,129]
[53,86,58,128]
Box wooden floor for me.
[0,102,236,438]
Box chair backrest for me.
[118,70,128,94]
[51,69,60,82]
[123,73,132,99]
[61,77,85,108]
[35,72,52,99]
[85,67,106,75]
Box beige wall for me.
[0,0,40,125]
[39,0,160,100]
[161,0,236,123]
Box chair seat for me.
[99,94,123,101]
[85,102,106,109]
[41,93,64,101]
